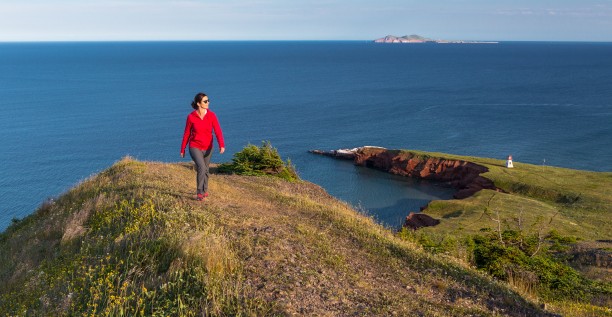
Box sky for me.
[1,0,611,42]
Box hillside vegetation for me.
[381,149,611,239]
[372,149,612,315]
[0,157,558,316]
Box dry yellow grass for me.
[0,158,559,316]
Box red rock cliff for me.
[311,147,500,199]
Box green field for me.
[394,149,612,241]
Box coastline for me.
[310,146,612,240]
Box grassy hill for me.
[394,150,611,278]
[400,149,612,241]
[0,157,560,316]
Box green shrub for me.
[400,228,611,304]
[218,141,299,182]
[470,230,610,303]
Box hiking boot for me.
[196,193,204,201]
[204,192,209,198]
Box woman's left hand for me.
[220,147,225,154]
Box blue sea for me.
[1,41,611,231]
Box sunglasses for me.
[202,100,210,104]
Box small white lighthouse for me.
[506,155,514,168]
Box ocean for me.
[1,41,611,231]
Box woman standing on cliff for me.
[181,92,225,201]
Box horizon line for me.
[1,39,612,44]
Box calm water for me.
[1,41,611,231]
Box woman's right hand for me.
[180,152,185,158]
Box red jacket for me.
[181,110,224,153]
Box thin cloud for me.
[495,5,612,18]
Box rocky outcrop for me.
[570,241,612,269]
[309,148,361,160]
[309,146,501,199]
[404,212,440,230]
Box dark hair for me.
[191,92,207,109]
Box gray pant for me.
[189,147,212,195]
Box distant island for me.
[374,34,498,44]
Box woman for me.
[181,92,225,201]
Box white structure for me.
[506,155,514,168]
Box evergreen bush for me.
[218,141,299,182]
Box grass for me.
[0,157,559,316]
[396,148,612,244]
[370,148,612,316]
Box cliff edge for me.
[312,146,501,199]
